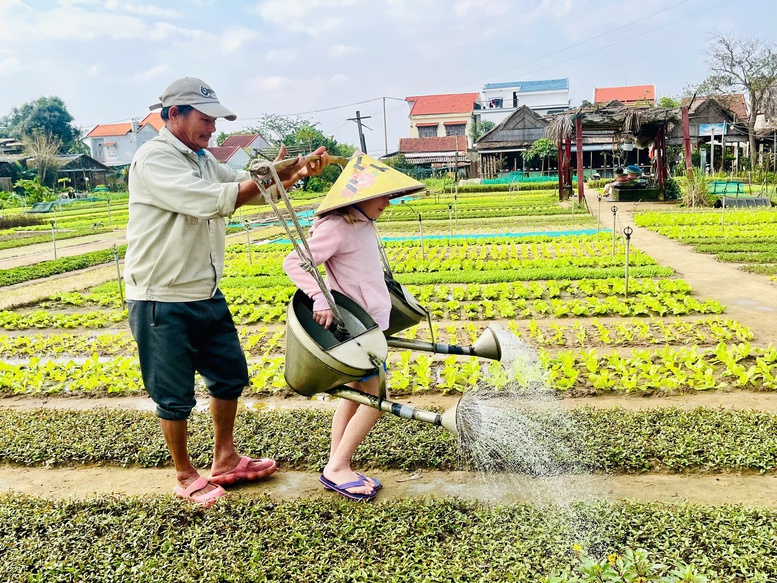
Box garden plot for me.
[2,189,777,581]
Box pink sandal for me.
[210,456,277,486]
[174,477,227,507]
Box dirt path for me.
[0,229,128,270]
[3,194,777,506]
[584,189,777,343]
[4,465,776,508]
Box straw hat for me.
[314,153,425,216]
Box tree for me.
[657,96,681,108]
[0,96,82,153]
[469,120,495,142]
[23,132,65,187]
[524,138,558,174]
[697,32,777,168]
[241,114,355,188]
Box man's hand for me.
[275,145,330,184]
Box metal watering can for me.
[251,157,503,435]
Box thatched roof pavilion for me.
[547,101,683,200]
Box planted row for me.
[3,341,776,398]
[3,405,777,472]
[1,496,758,582]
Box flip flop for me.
[210,456,277,486]
[319,474,376,502]
[174,477,227,507]
[356,472,382,491]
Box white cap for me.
[149,77,237,121]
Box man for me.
[124,76,329,506]
[602,167,629,197]
[625,164,643,180]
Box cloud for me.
[253,0,359,35]
[264,48,298,63]
[0,1,205,43]
[105,0,182,19]
[131,63,170,82]
[253,75,290,92]
[0,56,21,75]
[219,27,259,54]
[327,44,359,58]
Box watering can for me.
[383,274,502,361]
[285,289,502,435]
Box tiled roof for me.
[86,123,132,137]
[222,134,261,149]
[594,85,655,104]
[87,113,163,138]
[206,146,240,163]
[141,112,163,131]
[399,136,467,154]
[405,93,479,116]
[682,94,749,121]
[483,78,569,92]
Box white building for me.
[83,113,163,167]
[476,78,571,125]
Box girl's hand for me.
[313,309,334,329]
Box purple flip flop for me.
[319,474,376,502]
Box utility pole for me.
[382,98,388,156]
[348,110,371,154]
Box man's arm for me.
[235,145,330,209]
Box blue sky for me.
[1,0,774,156]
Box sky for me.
[1,0,774,157]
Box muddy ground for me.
[2,188,777,506]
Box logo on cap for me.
[200,86,217,99]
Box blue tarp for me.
[27,197,106,213]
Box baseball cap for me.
[149,77,237,121]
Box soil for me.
[3,189,777,507]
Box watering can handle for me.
[248,160,348,325]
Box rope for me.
[249,160,347,330]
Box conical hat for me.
[314,153,425,215]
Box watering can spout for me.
[439,402,460,435]
[327,386,461,436]
[385,325,502,361]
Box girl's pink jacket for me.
[282,211,391,331]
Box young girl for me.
[283,190,392,502]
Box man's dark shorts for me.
[127,290,248,420]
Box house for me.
[220,133,272,156]
[56,154,109,191]
[405,93,479,144]
[83,112,162,167]
[396,136,468,172]
[671,95,750,171]
[594,85,656,106]
[475,106,550,179]
[477,78,570,125]
[205,146,251,171]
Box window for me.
[418,125,438,138]
[445,124,466,137]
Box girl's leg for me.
[322,376,383,494]
[330,393,359,458]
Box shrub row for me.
[2,495,769,581]
[0,246,126,287]
[2,406,777,473]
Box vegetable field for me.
[1,188,777,582]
